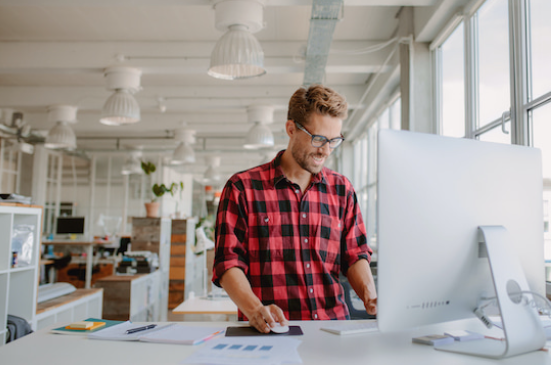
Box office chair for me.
[46,254,72,283]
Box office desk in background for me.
[2,319,551,365]
[172,296,238,320]
[42,239,110,289]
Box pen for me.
[125,324,157,334]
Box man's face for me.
[290,113,343,174]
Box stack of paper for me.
[182,337,302,365]
[88,322,225,345]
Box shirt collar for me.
[269,150,327,188]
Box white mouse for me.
[270,323,290,334]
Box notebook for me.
[51,318,123,335]
[88,322,225,345]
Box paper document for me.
[181,336,302,365]
[139,324,225,345]
[88,322,225,345]
[88,321,166,341]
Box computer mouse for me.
[270,323,290,334]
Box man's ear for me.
[285,120,295,137]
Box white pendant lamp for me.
[204,156,221,183]
[171,125,196,165]
[208,0,266,80]
[121,149,143,175]
[45,105,78,150]
[100,66,142,126]
[243,105,274,149]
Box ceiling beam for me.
[0,41,393,75]
[0,1,438,7]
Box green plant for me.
[141,161,184,202]
[152,182,184,202]
[141,161,156,175]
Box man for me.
[213,84,377,333]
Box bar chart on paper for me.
[181,337,302,365]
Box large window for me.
[434,0,551,262]
[354,97,401,253]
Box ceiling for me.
[0,0,462,180]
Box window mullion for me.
[508,0,530,146]
[464,13,479,139]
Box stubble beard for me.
[291,144,326,175]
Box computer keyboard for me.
[321,321,379,335]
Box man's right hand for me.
[247,303,289,333]
[219,268,289,333]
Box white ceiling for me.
[0,0,464,178]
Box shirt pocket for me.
[249,214,283,262]
[319,215,343,270]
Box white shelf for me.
[8,266,36,274]
[0,205,42,346]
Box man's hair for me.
[287,84,348,126]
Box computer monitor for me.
[377,130,546,358]
[56,216,85,235]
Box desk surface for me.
[172,296,238,315]
[42,240,109,246]
[2,319,550,364]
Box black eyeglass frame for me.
[294,122,345,149]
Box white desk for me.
[2,319,551,364]
[42,239,109,289]
[172,296,238,318]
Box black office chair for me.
[341,278,376,320]
[45,254,72,283]
[67,264,100,283]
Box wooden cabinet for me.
[0,204,42,345]
[94,272,160,322]
[168,219,197,309]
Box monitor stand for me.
[436,226,546,359]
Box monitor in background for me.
[56,216,85,235]
[377,130,546,359]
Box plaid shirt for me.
[213,151,372,321]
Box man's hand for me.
[247,303,289,333]
[219,267,289,333]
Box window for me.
[356,97,401,252]
[434,0,551,262]
[530,0,551,100]
[477,0,510,128]
[441,22,465,138]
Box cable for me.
[474,290,551,329]
[330,37,398,55]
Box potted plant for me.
[141,161,184,218]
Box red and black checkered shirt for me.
[213,151,372,321]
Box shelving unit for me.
[131,217,172,321]
[35,289,103,330]
[0,204,42,346]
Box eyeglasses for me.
[294,122,345,149]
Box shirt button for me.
[314,314,318,319]
[295,189,300,194]
[302,213,306,218]
[309,288,313,294]
[306,263,310,269]
[304,238,308,243]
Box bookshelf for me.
[0,204,42,346]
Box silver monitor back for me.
[377,130,545,332]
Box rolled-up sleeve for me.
[341,189,372,275]
[212,179,250,287]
